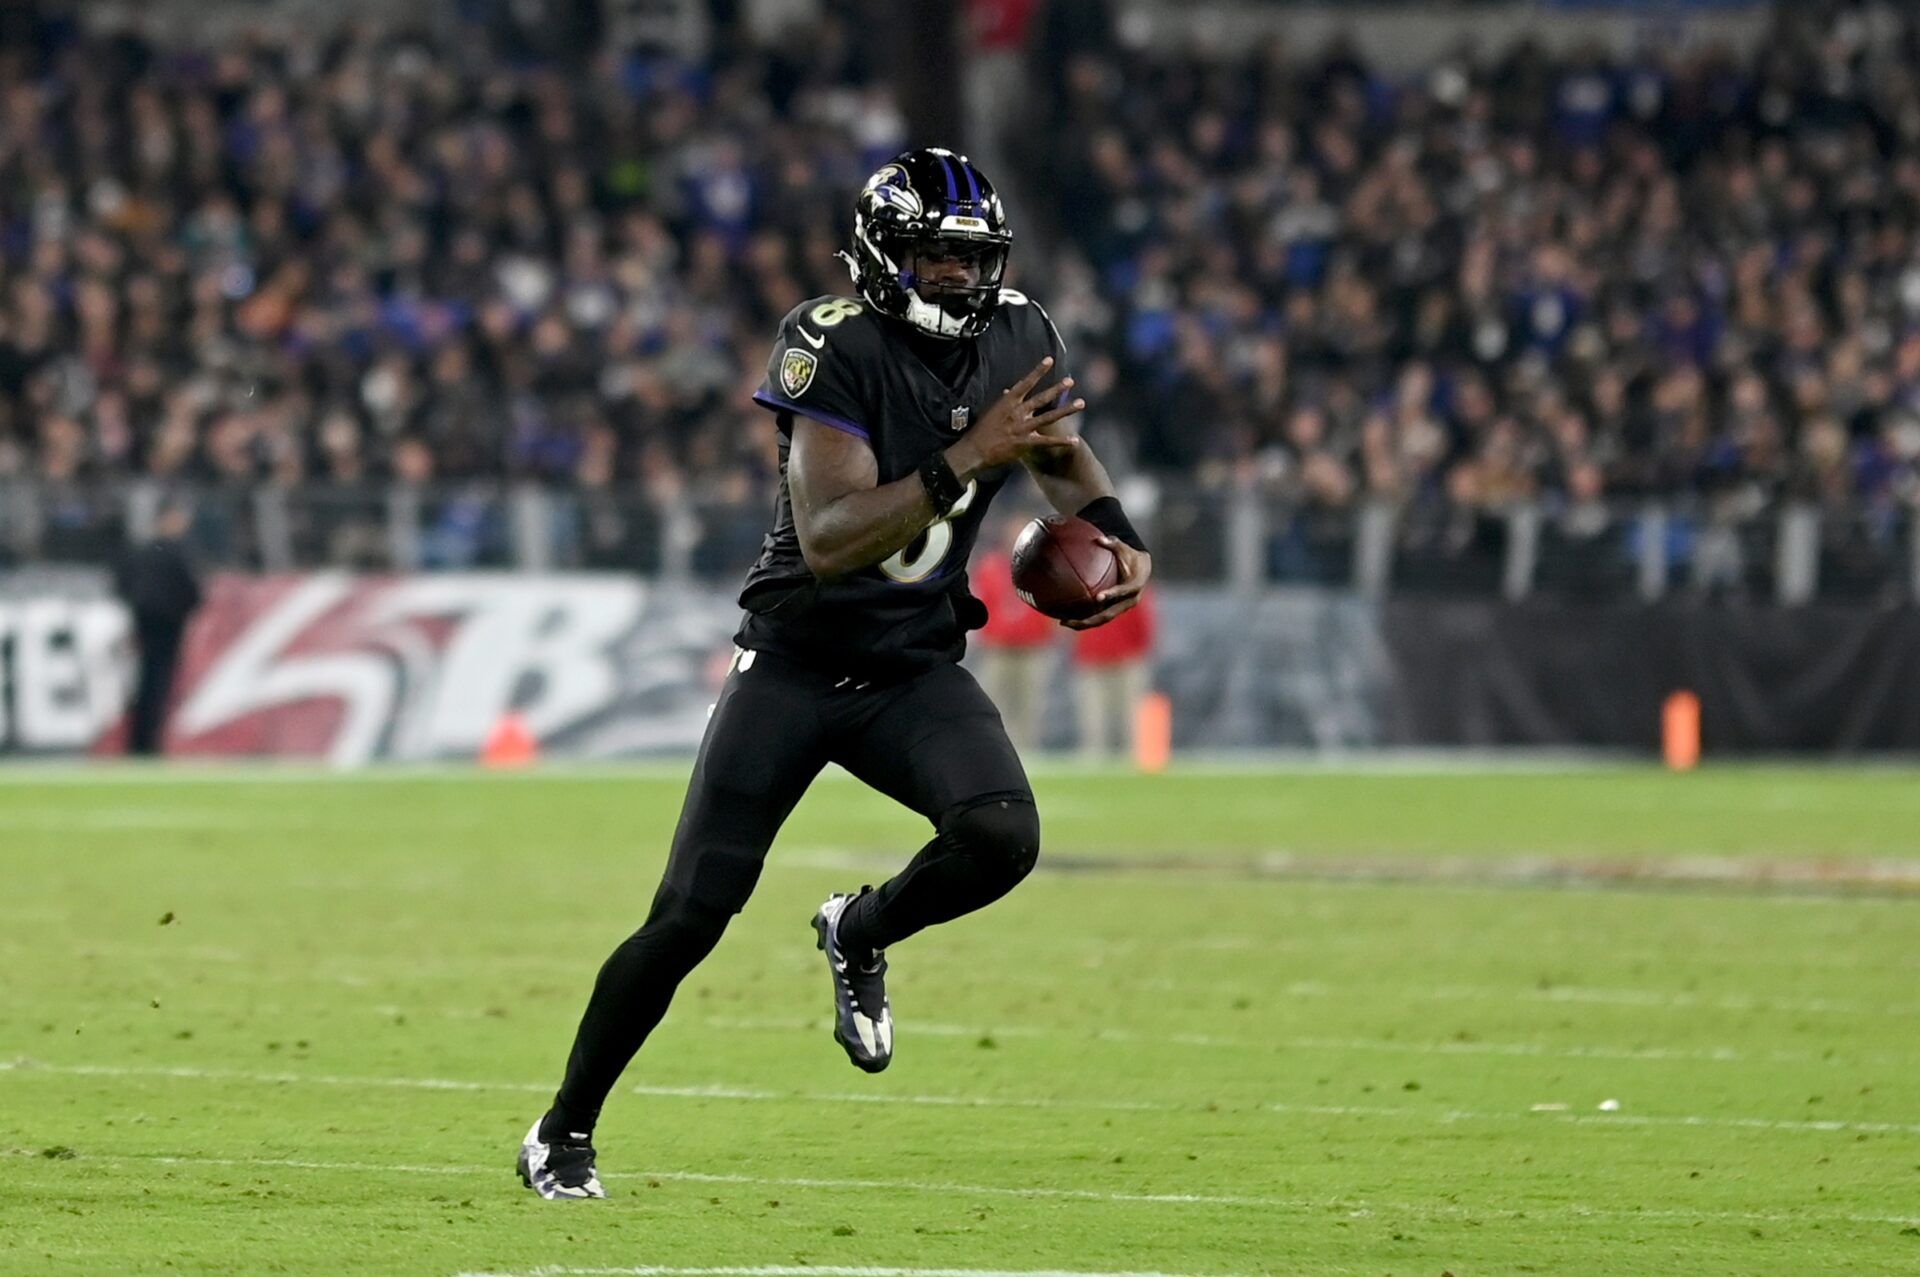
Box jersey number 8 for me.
[810,298,865,327]
[880,479,977,583]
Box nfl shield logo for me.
[950,405,970,432]
[780,348,818,398]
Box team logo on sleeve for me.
[780,347,819,398]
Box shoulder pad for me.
[758,296,880,435]
[993,289,1063,356]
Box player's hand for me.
[1061,539,1152,631]
[945,356,1084,479]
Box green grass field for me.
[3,763,1918,1276]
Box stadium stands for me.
[0,2,1915,598]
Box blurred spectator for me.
[1263,403,1359,582]
[0,8,899,511]
[1534,458,1635,597]
[973,514,1059,752]
[1024,2,1920,541]
[3,3,1920,593]
[112,500,202,756]
[1072,586,1155,762]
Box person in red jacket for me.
[973,514,1060,751]
[1072,583,1156,761]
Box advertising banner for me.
[165,574,739,765]
[0,591,129,755]
[6,571,1919,760]
[1381,599,1920,752]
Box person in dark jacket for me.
[112,501,202,756]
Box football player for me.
[519,147,1151,1199]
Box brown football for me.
[1009,515,1119,621]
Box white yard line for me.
[452,1268,1250,1277]
[782,848,1920,898]
[0,753,1662,785]
[0,763,699,785]
[3,1146,1915,1232]
[5,1059,1917,1138]
[43,957,1920,1018]
[627,1081,1165,1113]
[0,1148,1294,1211]
[96,999,1855,1068]
[0,810,285,831]
[19,927,1917,1019]
[697,1014,1876,1067]
[0,1061,539,1094]
[1278,979,1920,1018]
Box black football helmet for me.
[842,148,1011,341]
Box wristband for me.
[1077,496,1147,553]
[919,450,968,516]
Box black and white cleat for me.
[812,890,893,1073]
[516,1117,606,1200]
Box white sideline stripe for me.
[631,1081,1162,1113]
[0,1062,1154,1114]
[6,1060,1918,1138]
[0,763,702,785]
[451,1268,1240,1277]
[784,848,1920,894]
[0,810,281,831]
[38,932,1914,1017]
[0,1061,543,1093]
[698,1014,1869,1067]
[0,753,1662,784]
[82,994,1867,1066]
[5,1148,1916,1231]
[46,944,1920,1020]
[1282,979,1920,1019]
[0,1149,1281,1211]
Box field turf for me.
[2,763,1918,1276]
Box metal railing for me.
[2,477,1914,604]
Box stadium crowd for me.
[0,2,1917,583]
[0,5,895,519]
[1025,2,1920,575]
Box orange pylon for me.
[1662,691,1700,772]
[481,712,540,769]
[1135,691,1173,774]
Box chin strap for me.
[905,292,970,340]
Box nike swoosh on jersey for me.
[796,326,826,349]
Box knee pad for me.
[942,792,1041,885]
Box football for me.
[1009,515,1120,621]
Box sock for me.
[539,1102,598,1145]
[830,889,880,969]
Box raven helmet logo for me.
[865,164,922,217]
[780,348,818,398]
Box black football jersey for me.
[739,290,1066,678]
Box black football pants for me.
[547,649,1039,1133]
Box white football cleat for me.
[516,1117,606,1200]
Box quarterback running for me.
[518,147,1151,1199]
